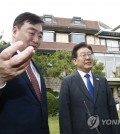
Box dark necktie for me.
[27,65,41,100]
[85,74,94,99]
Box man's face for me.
[12,21,43,51]
[73,47,94,73]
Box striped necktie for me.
[27,65,41,100]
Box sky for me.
[0,0,120,42]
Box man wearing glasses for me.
[59,42,120,134]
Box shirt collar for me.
[78,70,92,78]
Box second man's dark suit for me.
[59,71,120,134]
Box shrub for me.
[47,88,59,97]
[47,92,58,116]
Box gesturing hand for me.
[0,41,35,86]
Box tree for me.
[0,41,7,46]
[33,51,75,79]
[0,31,8,46]
[92,60,105,76]
[0,31,3,40]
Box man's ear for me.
[72,58,77,66]
[12,26,18,37]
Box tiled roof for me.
[43,17,100,30]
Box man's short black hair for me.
[13,12,44,28]
[72,42,93,59]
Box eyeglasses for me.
[78,52,93,59]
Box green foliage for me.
[0,31,8,46]
[47,92,58,116]
[47,88,59,97]
[0,31,3,40]
[33,52,50,75]
[33,51,76,78]
[92,60,105,76]
[0,41,7,46]
[0,35,2,40]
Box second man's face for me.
[12,22,43,52]
[73,47,94,73]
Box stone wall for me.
[44,76,61,91]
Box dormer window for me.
[72,17,85,25]
[72,17,84,25]
[43,15,54,23]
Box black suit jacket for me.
[59,71,120,134]
[0,46,49,134]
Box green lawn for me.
[48,116,59,134]
[118,111,120,119]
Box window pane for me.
[70,33,85,44]
[105,54,115,78]
[74,20,81,24]
[115,54,120,77]
[44,17,52,22]
[94,53,106,74]
[107,40,119,52]
[94,53,105,65]
[56,33,68,43]
[100,39,106,45]
[43,31,54,42]
[115,54,120,67]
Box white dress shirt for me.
[77,70,94,90]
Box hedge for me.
[47,92,58,116]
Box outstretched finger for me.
[10,46,35,68]
[0,41,24,60]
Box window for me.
[115,54,120,77]
[94,53,120,78]
[100,39,119,52]
[94,53,106,74]
[105,54,115,78]
[100,39,106,45]
[70,33,85,44]
[44,17,52,22]
[43,15,54,23]
[74,19,82,24]
[115,54,120,67]
[87,35,95,44]
[43,31,54,42]
[94,53,105,65]
[107,40,119,51]
[72,17,85,25]
[56,33,69,43]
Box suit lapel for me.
[92,74,100,103]
[74,72,93,102]
[20,71,38,99]
[20,62,42,102]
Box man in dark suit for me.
[0,12,49,134]
[59,42,120,134]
